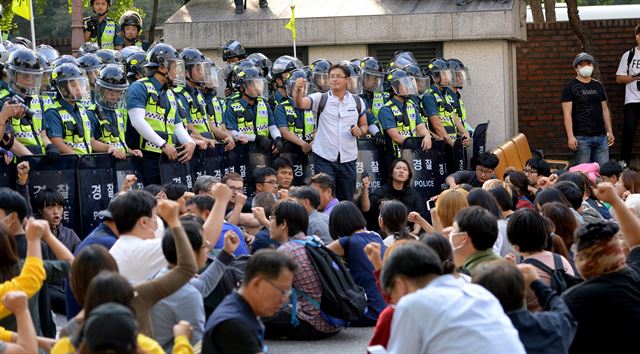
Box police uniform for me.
[84,16,123,50]
[446,87,473,135]
[361,91,388,135]
[203,91,227,131]
[174,85,214,139]
[269,90,288,111]
[6,94,48,155]
[422,85,458,140]
[89,107,128,153]
[44,97,93,154]
[274,98,316,143]
[378,97,422,158]
[223,97,275,138]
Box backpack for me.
[291,237,367,325]
[317,92,363,120]
[523,253,583,294]
[627,47,636,75]
[203,254,251,318]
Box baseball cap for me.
[83,303,137,352]
[573,52,594,67]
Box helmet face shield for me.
[346,75,363,95]
[311,72,330,93]
[391,76,418,97]
[95,80,127,110]
[165,59,185,87]
[41,69,54,94]
[362,70,383,92]
[58,77,91,101]
[204,66,223,90]
[84,67,101,86]
[433,68,455,88]
[414,76,430,93]
[286,77,310,98]
[453,68,470,88]
[9,67,43,96]
[243,78,268,99]
[187,61,212,85]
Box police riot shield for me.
[159,155,194,191]
[280,142,312,187]
[401,138,448,203]
[356,138,385,194]
[190,148,209,183]
[452,137,466,172]
[225,143,272,195]
[471,121,489,169]
[192,144,226,182]
[0,160,16,190]
[21,155,81,235]
[115,157,145,191]
[77,154,117,237]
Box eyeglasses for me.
[264,278,292,298]
[228,186,243,192]
[449,231,466,244]
[329,75,346,80]
[475,167,494,176]
[524,168,538,174]
[259,180,278,185]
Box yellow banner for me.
[284,5,296,41]
[12,0,31,21]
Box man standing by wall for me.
[616,25,640,166]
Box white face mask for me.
[578,65,593,78]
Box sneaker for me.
[235,6,244,14]
[259,0,268,8]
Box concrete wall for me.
[308,45,368,65]
[444,40,518,152]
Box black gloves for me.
[46,143,61,162]
[374,132,386,147]
[274,137,283,153]
[255,135,272,151]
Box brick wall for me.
[517,19,640,161]
[36,38,72,55]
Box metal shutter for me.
[246,47,309,66]
[368,42,443,68]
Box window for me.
[246,47,309,65]
[368,42,443,67]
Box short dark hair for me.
[525,158,551,177]
[507,208,548,252]
[186,195,214,213]
[421,233,455,275]
[0,223,19,282]
[473,261,525,312]
[253,167,276,184]
[272,157,293,171]
[454,206,498,251]
[380,243,443,292]
[162,220,203,264]
[477,152,499,169]
[489,186,514,212]
[553,181,583,210]
[310,173,335,196]
[466,188,501,218]
[110,190,157,234]
[505,170,532,198]
[164,182,188,201]
[535,188,571,209]
[575,221,619,252]
[222,172,243,184]
[243,249,298,285]
[289,186,321,209]
[600,161,623,178]
[329,201,367,239]
[194,175,219,195]
[274,200,308,237]
[0,188,29,222]
[143,184,165,197]
[329,63,350,78]
[253,192,277,217]
[557,172,589,197]
[380,200,411,241]
[635,24,640,35]
[32,188,65,212]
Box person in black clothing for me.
[446,152,499,188]
[474,261,577,354]
[563,182,640,354]
[360,159,425,232]
[203,250,297,354]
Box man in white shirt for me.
[109,189,167,283]
[616,24,640,165]
[294,63,368,201]
[381,243,525,354]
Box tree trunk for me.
[148,0,159,42]
[529,0,545,23]
[71,0,84,54]
[544,0,556,22]
[566,0,600,79]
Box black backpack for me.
[203,254,251,318]
[523,253,583,294]
[291,237,367,323]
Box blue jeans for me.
[575,134,609,166]
[313,153,356,202]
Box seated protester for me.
[204,250,298,354]
[466,188,512,257]
[563,183,640,354]
[474,262,577,354]
[327,201,387,326]
[289,186,332,244]
[450,206,501,276]
[445,152,499,188]
[553,181,593,225]
[615,169,640,200]
[599,160,623,185]
[383,243,525,354]
[165,182,191,215]
[32,188,80,253]
[524,158,551,194]
[249,192,280,253]
[310,173,339,216]
[143,184,168,200]
[194,175,219,196]
[505,171,536,209]
[541,202,579,264]
[558,171,611,220]
[264,201,342,339]
[488,185,516,220]
[152,220,240,351]
[0,291,38,354]
[378,200,418,247]
[507,209,576,312]
[432,188,469,231]
[361,159,426,232]
[273,156,295,190]
[222,172,256,228]
[251,167,277,202]
[185,195,251,256]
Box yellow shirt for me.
[51,334,193,354]
[0,257,46,319]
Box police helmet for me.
[96,49,119,66]
[119,46,144,63]
[35,44,60,63]
[7,48,43,96]
[78,42,100,56]
[52,55,80,68]
[285,68,310,98]
[271,55,303,79]
[385,68,418,97]
[51,63,90,101]
[119,10,143,31]
[426,58,454,87]
[309,58,332,93]
[95,64,129,110]
[144,43,179,68]
[247,52,272,79]
[125,52,146,81]
[221,39,246,61]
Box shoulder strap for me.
[317,93,328,120]
[355,95,362,115]
[522,257,554,275]
[552,253,564,271]
[628,47,635,75]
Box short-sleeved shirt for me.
[274,98,309,128]
[451,170,484,188]
[421,85,443,117]
[616,48,640,104]
[378,97,423,131]
[223,98,275,132]
[560,78,607,136]
[213,222,250,256]
[44,98,94,139]
[308,91,366,163]
[94,18,124,47]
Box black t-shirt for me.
[204,319,262,354]
[452,170,483,188]
[562,247,640,354]
[560,78,607,136]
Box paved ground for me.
[265,327,374,354]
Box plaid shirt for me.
[278,233,338,332]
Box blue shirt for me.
[250,228,280,254]
[421,85,442,117]
[273,98,307,128]
[213,222,250,256]
[338,231,387,321]
[223,97,275,132]
[360,92,378,126]
[378,97,423,131]
[270,90,287,110]
[126,76,167,110]
[44,97,93,138]
[88,108,118,140]
[95,18,124,47]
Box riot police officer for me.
[309,58,332,94]
[125,43,196,184]
[224,66,282,153]
[35,44,59,64]
[125,52,146,84]
[44,63,124,158]
[224,59,255,102]
[222,39,246,66]
[78,42,100,56]
[358,56,387,143]
[274,69,315,154]
[201,58,229,137]
[35,53,55,110]
[78,53,102,91]
[95,49,119,66]
[378,68,432,158]
[83,0,123,50]
[119,11,150,50]
[270,55,303,109]
[446,58,473,134]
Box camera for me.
[8,95,35,120]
